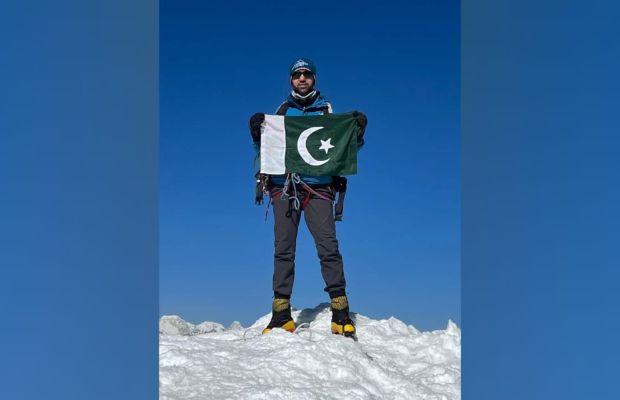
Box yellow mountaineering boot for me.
[262,297,295,334]
[330,295,356,338]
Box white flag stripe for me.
[260,115,286,174]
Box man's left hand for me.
[352,111,368,130]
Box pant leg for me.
[272,194,302,297]
[302,190,347,296]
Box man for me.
[249,58,367,338]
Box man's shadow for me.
[294,302,358,325]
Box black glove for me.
[352,111,367,147]
[352,111,367,130]
[249,113,265,142]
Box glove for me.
[249,113,265,142]
[352,111,367,130]
[352,111,367,146]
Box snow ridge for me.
[159,315,226,336]
[160,304,460,400]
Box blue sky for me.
[160,0,460,330]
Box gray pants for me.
[271,186,346,298]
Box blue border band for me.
[463,1,619,398]
[1,1,158,399]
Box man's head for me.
[289,58,316,96]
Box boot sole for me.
[262,320,296,334]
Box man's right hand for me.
[249,113,265,142]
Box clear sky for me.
[160,0,460,331]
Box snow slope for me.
[160,304,460,400]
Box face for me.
[291,69,315,95]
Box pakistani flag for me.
[260,112,360,176]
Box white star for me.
[318,138,335,154]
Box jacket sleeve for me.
[252,142,260,174]
[249,124,261,145]
[326,102,333,114]
[249,114,264,174]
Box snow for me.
[160,304,460,400]
[159,315,225,336]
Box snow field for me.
[160,304,460,400]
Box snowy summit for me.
[159,304,460,400]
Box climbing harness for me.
[261,173,350,222]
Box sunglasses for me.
[291,70,314,79]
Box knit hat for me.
[289,58,317,76]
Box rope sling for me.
[263,173,336,221]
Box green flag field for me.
[260,112,360,176]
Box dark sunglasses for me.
[291,70,314,79]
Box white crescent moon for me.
[297,126,330,166]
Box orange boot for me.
[262,298,295,334]
[330,295,356,338]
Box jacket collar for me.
[286,90,328,110]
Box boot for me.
[330,295,356,337]
[262,297,295,334]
